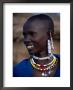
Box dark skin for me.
[23,20,58,76]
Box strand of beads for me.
[30,56,57,72]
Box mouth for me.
[25,42,39,55]
[27,45,34,49]
[24,41,36,53]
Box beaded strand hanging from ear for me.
[50,32,55,50]
[48,32,55,56]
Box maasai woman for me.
[13,14,60,77]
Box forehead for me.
[23,19,49,33]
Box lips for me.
[24,41,35,52]
[24,41,34,48]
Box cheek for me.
[40,37,48,48]
[34,36,48,50]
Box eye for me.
[23,32,25,36]
[29,32,34,36]
[23,32,27,38]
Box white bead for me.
[42,72,48,77]
[48,71,51,74]
[42,73,45,76]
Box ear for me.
[48,31,54,39]
[48,32,55,50]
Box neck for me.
[34,50,48,58]
[31,51,53,65]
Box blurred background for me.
[13,13,60,65]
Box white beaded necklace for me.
[32,54,53,61]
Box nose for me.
[23,35,31,44]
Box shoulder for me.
[13,59,30,70]
[14,59,30,67]
[53,54,60,77]
[54,54,60,60]
[13,59,33,77]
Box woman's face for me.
[23,20,50,55]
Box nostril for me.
[24,41,28,45]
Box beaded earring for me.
[48,33,54,55]
[50,34,55,50]
[48,39,51,55]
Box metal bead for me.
[42,72,48,77]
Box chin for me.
[28,49,38,55]
[28,50,35,55]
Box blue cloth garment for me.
[13,54,60,77]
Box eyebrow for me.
[23,30,36,35]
